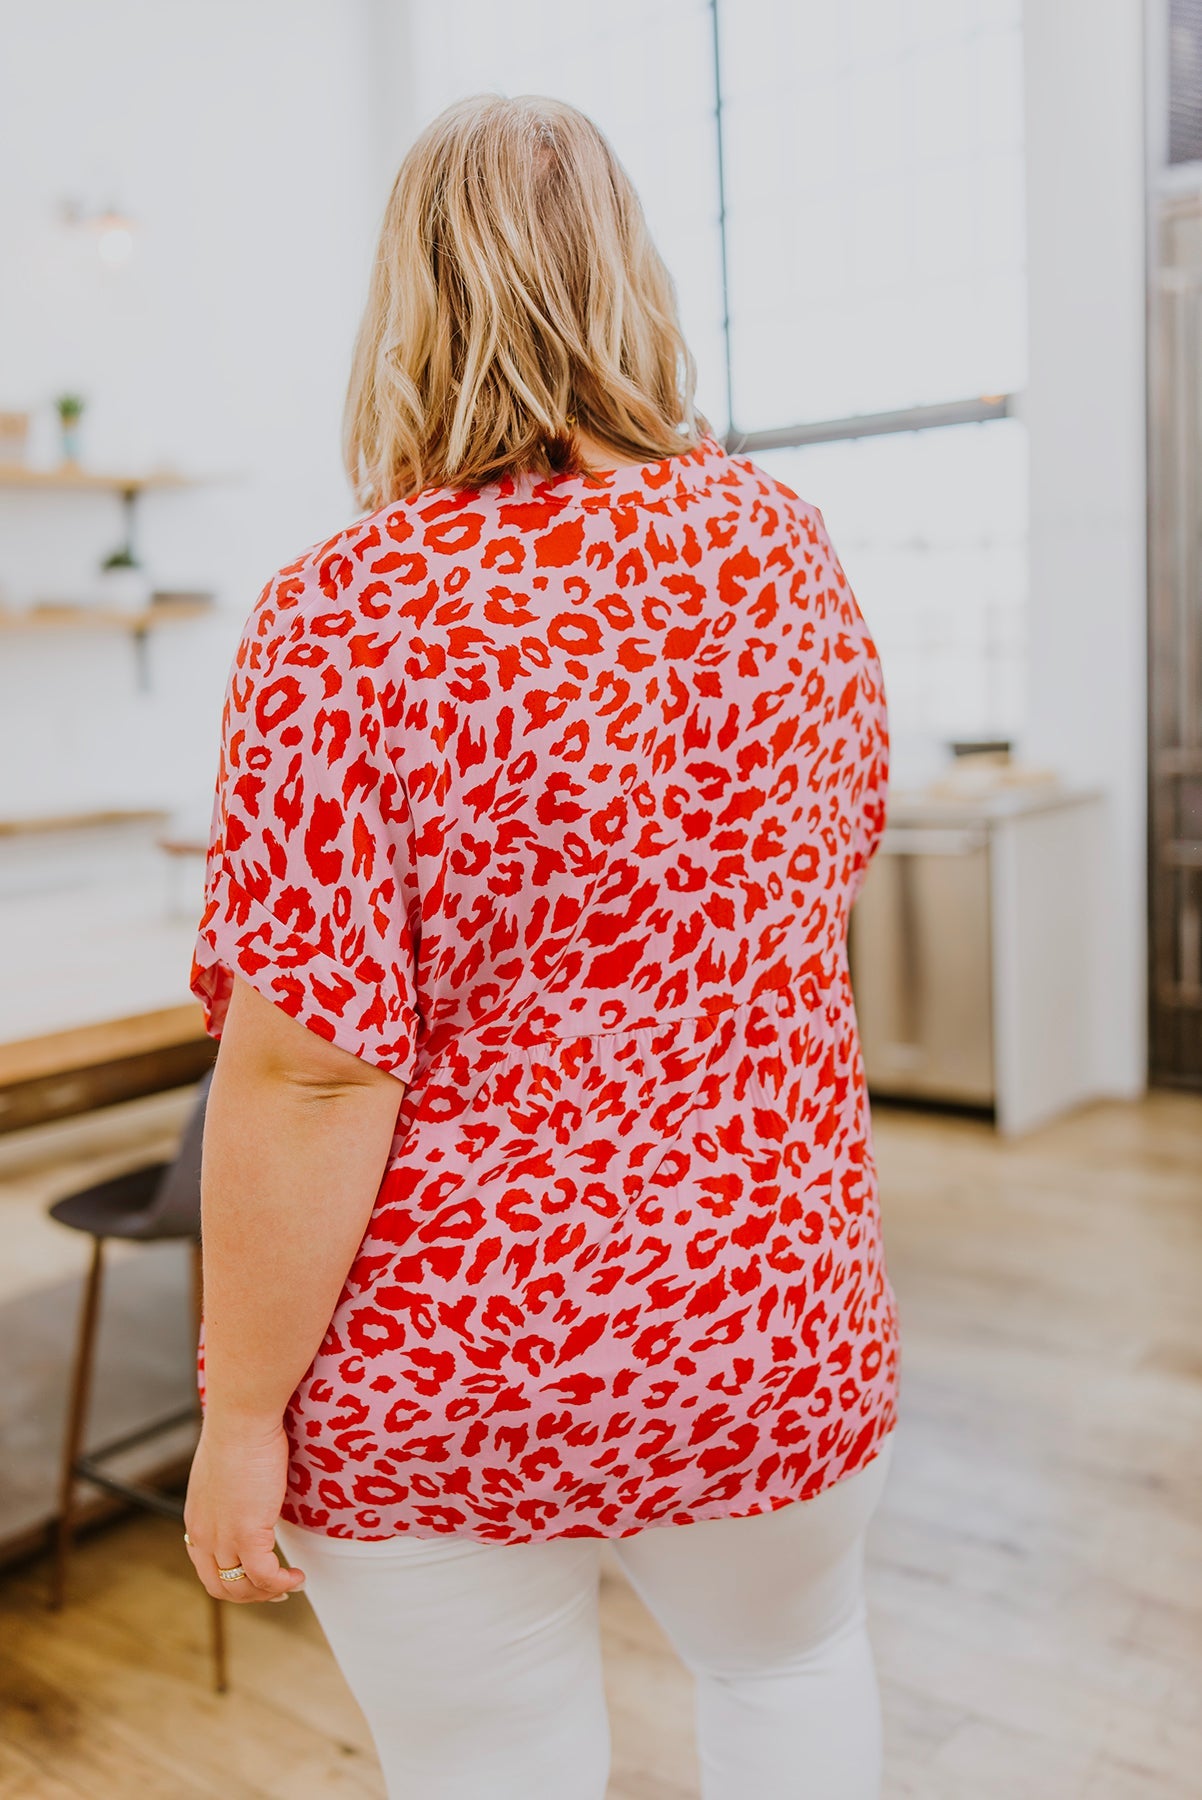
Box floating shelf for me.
[0,465,200,494]
[0,601,216,689]
[0,601,214,632]
[0,806,170,837]
[0,464,234,691]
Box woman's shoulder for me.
[258,477,530,616]
[247,494,433,629]
[722,448,824,523]
[249,449,832,636]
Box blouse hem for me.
[275,1415,899,1552]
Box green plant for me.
[101,545,139,570]
[56,393,86,423]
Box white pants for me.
[275,1433,893,1800]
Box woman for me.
[185,93,898,1800]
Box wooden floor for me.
[1,1090,1201,1797]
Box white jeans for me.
[275,1433,893,1800]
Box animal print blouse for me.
[191,431,899,1542]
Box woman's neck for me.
[572,429,647,479]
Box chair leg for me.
[189,1240,228,1694]
[189,1235,204,1351]
[50,1235,106,1610]
[209,1594,228,1693]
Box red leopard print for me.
[191,431,899,1542]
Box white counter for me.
[852,785,1107,1135]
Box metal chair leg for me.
[210,1594,228,1693]
[189,1239,228,1695]
[50,1235,106,1610]
[189,1236,204,1347]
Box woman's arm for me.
[184,974,404,1603]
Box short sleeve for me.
[189,567,422,1082]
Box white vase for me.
[93,565,152,610]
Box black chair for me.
[47,1064,227,1690]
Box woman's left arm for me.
[184,973,404,1604]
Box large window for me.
[407,0,1027,753]
[719,0,1026,427]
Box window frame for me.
[707,0,1023,457]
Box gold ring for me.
[217,1564,248,1582]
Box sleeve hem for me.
[190,885,421,1085]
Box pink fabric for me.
[191,432,899,1542]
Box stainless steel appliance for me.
[849,822,993,1106]
[848,785,1105,1132]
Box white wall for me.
[0,0,390,827]
[1020,0,1148,1096]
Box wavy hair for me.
[344,94,707,506]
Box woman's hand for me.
[183,1413,306,1604]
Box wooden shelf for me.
[0,807,169,838]
[0,601,214,632]
[0,465,232,690]
[0,465,200,495]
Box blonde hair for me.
[344,94,707,506]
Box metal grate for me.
[1171,0,1202,164]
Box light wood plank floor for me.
[1,1091,1200,1797]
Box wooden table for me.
[0,813,216,1130]
[0,1005,214,1134]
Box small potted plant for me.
[55,393,86,464]
[94,544,151,610]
